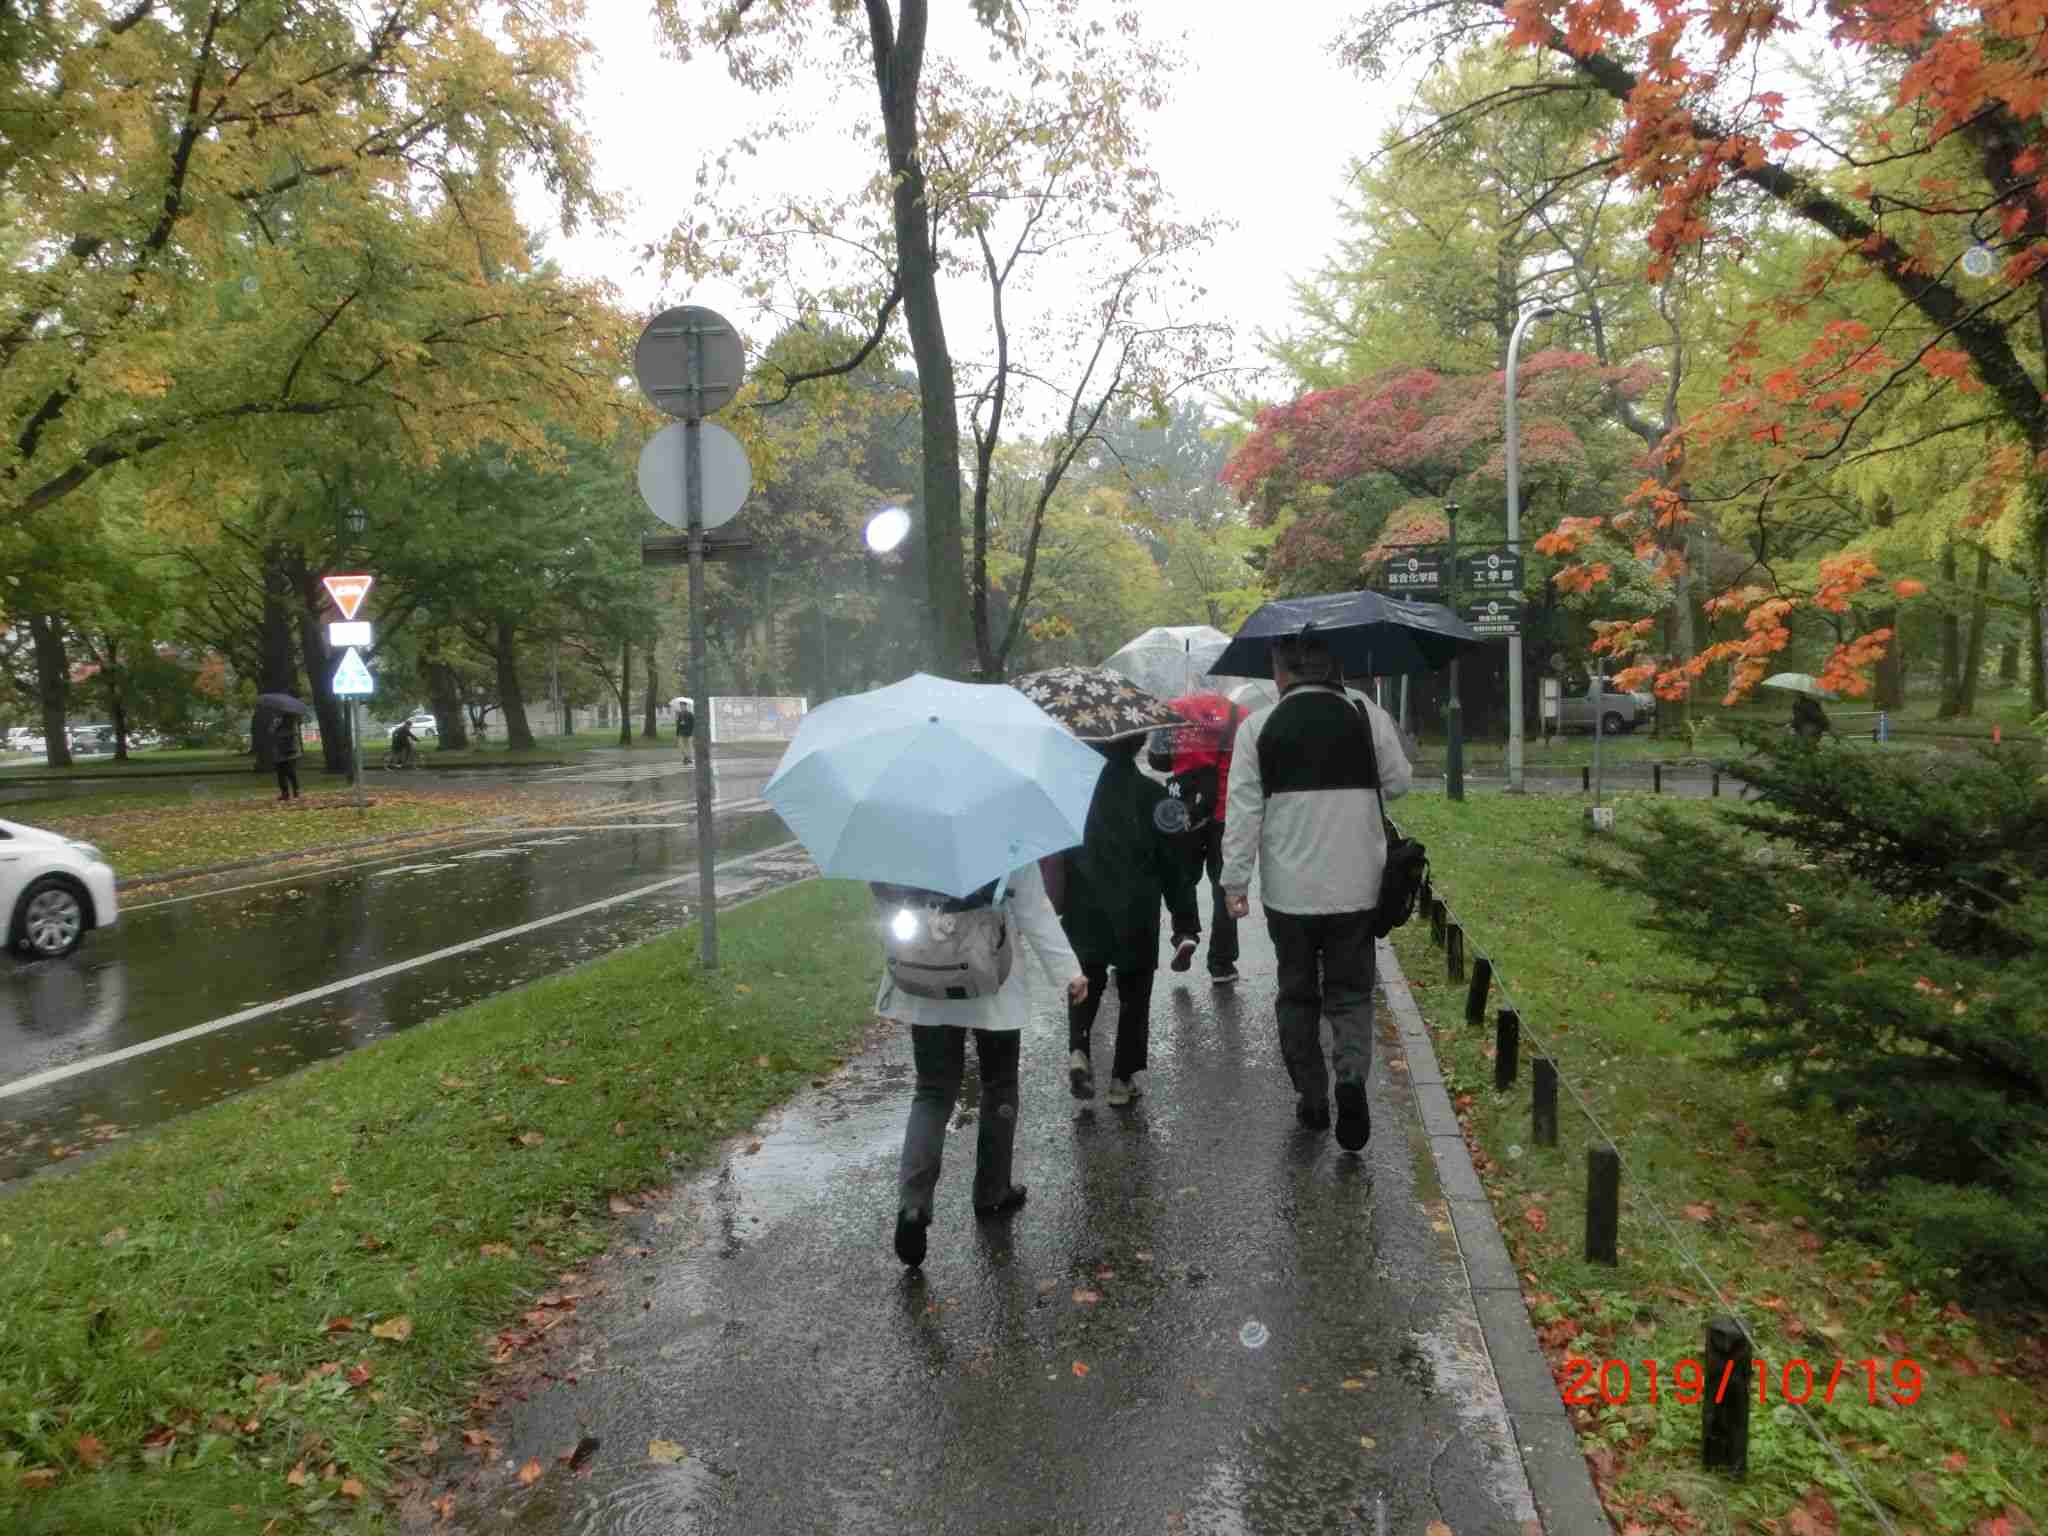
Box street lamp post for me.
[1444,496,1463,802]
[1504,304,1558,795]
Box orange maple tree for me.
[1345,0,2048,701]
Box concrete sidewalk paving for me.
[423,880,1596,1535]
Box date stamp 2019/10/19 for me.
[1562,1357,1924,1408]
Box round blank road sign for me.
[638,420,751,531]
[633,305,745,418]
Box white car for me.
[404,713,438,739]
[2,818,119,961]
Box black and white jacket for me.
[1220,683,1412,916]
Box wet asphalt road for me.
[435,894,1539,1536]
[0,756,787,1183]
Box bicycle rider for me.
[389,717,418,768]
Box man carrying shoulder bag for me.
[1220,631,1412,1150]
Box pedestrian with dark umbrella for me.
[1221,630,1410,1149]
[271,712,304,802]
[1054,735,1201,1107]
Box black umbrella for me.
[256,692,309,716]
[1209,590,1484,679]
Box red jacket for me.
[1168,695,1247,823]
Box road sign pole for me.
[686,324,718,973]
[352,699,364,812]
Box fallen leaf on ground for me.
[1523,1207,1548,1232]
[100,1227,127,1246]
[516,1458,543,1486]
[1359,1435,1377,1449]
[1072,1361,1090,1377]
[324,1316,353,1333]
[432,1492,457,1521]
[479,1243,515,1258]
[609,1197,634,1216]
[1426,1523,1454,1536]
[371,1316,414,1342]
[518,1131,545,1148]
[1683,1203,1714,1222]
[340,1478,366,1500]
[21,1467,56,1489]
[1342,1378,1364,1391]
[286,1462,308,1487]
[73,1435,105,1468]
[648,1439,686,1464]
[1072,1288,1102,1305]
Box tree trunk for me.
[865,0,971,677]
[1872,605,1906,711]
[618,635,633,746]
[2034,580,2048,715]
[494,619,535,750]
[2000,634,2020,684]
[1937,545,1963,717]
[109,687,128,763]
[642,639,658,739]
[28,613,73,768]
[254,545,298,771]
[427,661,469,750]
[295,562,349,772]
[1958,546,1992,716]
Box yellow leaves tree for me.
[2,0,623,531]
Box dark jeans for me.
[1264,907,1376,1103]
[898,1026,1020,1214]
[1068,962,1156,1081]
[275,759,300,798]
[1187,820,1238,973]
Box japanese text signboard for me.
[1383,553,1442,596]
[1462,597,1524,639]
[1457,549,1524,592]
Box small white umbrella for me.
[1759,672,1838,701]
[1102,625,1232,699]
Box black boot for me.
[894,1206,931,1267]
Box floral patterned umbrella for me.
[1010,666,1181,743]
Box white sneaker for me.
[1106,1076,1137,1106]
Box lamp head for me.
[865,506,911,554]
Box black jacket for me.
[1055,752,1199,971]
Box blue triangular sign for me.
[332,647,374,697]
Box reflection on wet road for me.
[0,757,794,1183]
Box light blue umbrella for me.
[764,673,1106,898]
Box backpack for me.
[871,878,1014,1000]
[1348,696,1428,939]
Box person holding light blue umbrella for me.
[764,674,1098,1267]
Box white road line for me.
[0,840,805,1103]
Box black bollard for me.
[1585,1143,1620,1265]
[1494,1007,1519,1090]
[1711,769,1721,798]
[1465,957,1493,1026]
[1532,1057,1558,1146]
[1582,765,1590,792]
[1420,875,1433,915]
[1447,923,1465,982]
[1703,1317,1751,1477]
[1430,898,1446,946]
[1653,763,1662,794]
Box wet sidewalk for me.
[432,883,1548,1535]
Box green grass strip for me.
[1388,793,2044,1533]
[0,878,880,1533]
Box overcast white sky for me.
[522,1,1416,402]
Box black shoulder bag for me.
[1350,697,1427,938]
